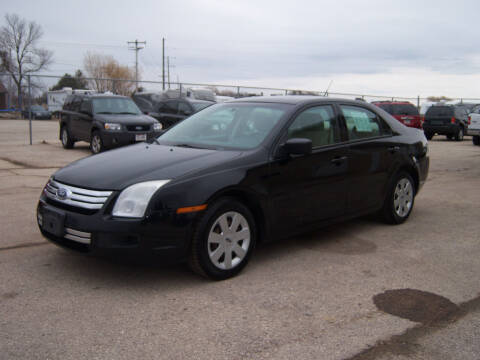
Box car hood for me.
[95,114,157,125]
[53,143,243,190]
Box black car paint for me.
[423,105,469,138]
[39,97,429,261]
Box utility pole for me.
[162,38,165,90]
[167,56,170,89]
[127,39,146,92]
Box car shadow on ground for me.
[42,215,383,289]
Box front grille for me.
[126,124,150,132]
[44,179,113,210]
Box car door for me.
[69,96,85,140]
[268,104,349,236]
[337,104,398,214]
[78,99,93,140]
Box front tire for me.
[473,135,480,146]
[189,198,256,280]
[61,126,74,149]
[381,172,415,224]
[90,130,104,154]
[425,132,433,140]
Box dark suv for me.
[423,104,469,141]
[132,93,213,129]
[371,101,423,129]
[60,94,162,154]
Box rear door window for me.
[340,105,392,140]
[391,104,418,116]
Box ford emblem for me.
[56,188,68,200]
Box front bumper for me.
[101,130,162,149]
[37,196,195,262]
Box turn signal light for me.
[176,204,208,214]
[468,116,471,125]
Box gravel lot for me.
[1,119,479,360]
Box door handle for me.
[331,156,348,165]
[388,146,400,153]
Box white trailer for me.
[47,88,96,114]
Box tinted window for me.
[288,105,340,147]
[392,104,418,116]
[71,96,82,112]
[375,103,393,114]
[340,105,392,140]
[80,100,92,113]
[454,108,466,118]
[178,102,193,116]
[132,95,153,112]
[158,100,178,114]
[426,106,453,117]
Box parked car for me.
[37,96,429,280]
[132,93,213,129]
[371,101,423,129]
[423,104,469,141]
[22,105,52,120]
[467,104,480,145]
[60,94,162,154]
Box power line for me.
[127,40,146,92]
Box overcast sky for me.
[3,0,480,98]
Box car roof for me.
[229,95,375,107]
[371,101,413,105]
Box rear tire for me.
[446,134,453,140]
[90,130,104,154]
[473,135,480,146]
[189,197,256,280]
[381,172,415,225]
[455,127,464,141]
[425,132,433,140]
[60,126,74,149]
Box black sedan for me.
[22,105,52,120]
[37,96,429,280]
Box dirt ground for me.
[0,119,479,360]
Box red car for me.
[372,101,423,129]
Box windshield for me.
[426,106,453,117]
[92,98,142,115]
[31,105,45,111]
[192,102,212,112]
[158,102,290,150]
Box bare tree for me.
[0,13,53,109]
[84,52,136,95]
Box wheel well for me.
[398,165,419,193]
[210,190,267,244]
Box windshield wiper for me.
[118,112,138,115]
[174,143,204,149]
[96,111,113,114]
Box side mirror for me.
[283,138,312,156]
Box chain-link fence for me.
[2,72,480,145]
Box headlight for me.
[112,180,170,218]
[153,122,162,131]
[104,123,122,131]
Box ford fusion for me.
[37,96,429,280]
